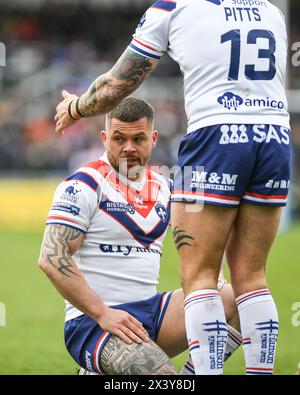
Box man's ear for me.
[101,130,107,147]
[152,130,159,148]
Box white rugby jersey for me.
[129,0,290,132]
[47,154,171,321]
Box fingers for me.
[114,329,134,345]
[107,312,150,345]
[62,89,69,98]
[54,111,75,135]
[55,123,64,135]
[114,324,149,345]
[120,326,145,344]
[128,316,149,338]
[126,319,150,343]
[54,91,79,135]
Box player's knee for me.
[179,265,218,292]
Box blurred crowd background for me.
[0,0,299,218]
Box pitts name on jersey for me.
[224,6,261,22]
[224,0,267,23]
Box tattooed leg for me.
[100,335,178,375]
[172,226,195,251]
[171,203,238,293]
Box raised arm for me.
[38,224,149,344]
[55,49,159,134]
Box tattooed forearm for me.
[111,50,153,89]
[78,49,156,117]
[41,225,83,277]
[101,336,178,375]
[173,226,195,250]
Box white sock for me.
[236,288,279,375]
[181,325,242,375]
[224,325,242,361]
[180,355,195,375]
[184,289,228,375]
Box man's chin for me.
[120,163,145,180]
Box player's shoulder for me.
[146,0,186,15]
[79,159,111,181]
[61,159,111,194]
[266,1,286,24]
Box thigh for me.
[226,203,282,295]
[156,289,187,358]
[101,335,178,375]
[171,202,237,292]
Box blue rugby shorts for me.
[172,124,291,207]
[64,292,173,373]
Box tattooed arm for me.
[79,49,157,117]
[101,336,178,375]
[38,224,149,344]
[38,224,106,319]
[55,49,159,134]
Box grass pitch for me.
[0,224,299,375]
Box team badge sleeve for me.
[46,174,98,232]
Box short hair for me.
[106,97,154,129]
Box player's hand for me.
[98,307,150,345]
[55,90,78,135]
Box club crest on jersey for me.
[218,92,243,111]
[155,203,168,223]
[206,0,225,5]
[61,182,81,203]
[135,195,144,205]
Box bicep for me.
[40,224,85,277]
[42,224,84,256]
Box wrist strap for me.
[68,101,78,121]
[76,98,85,118]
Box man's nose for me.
[123,140,136,152]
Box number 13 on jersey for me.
[221,29,276,81]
